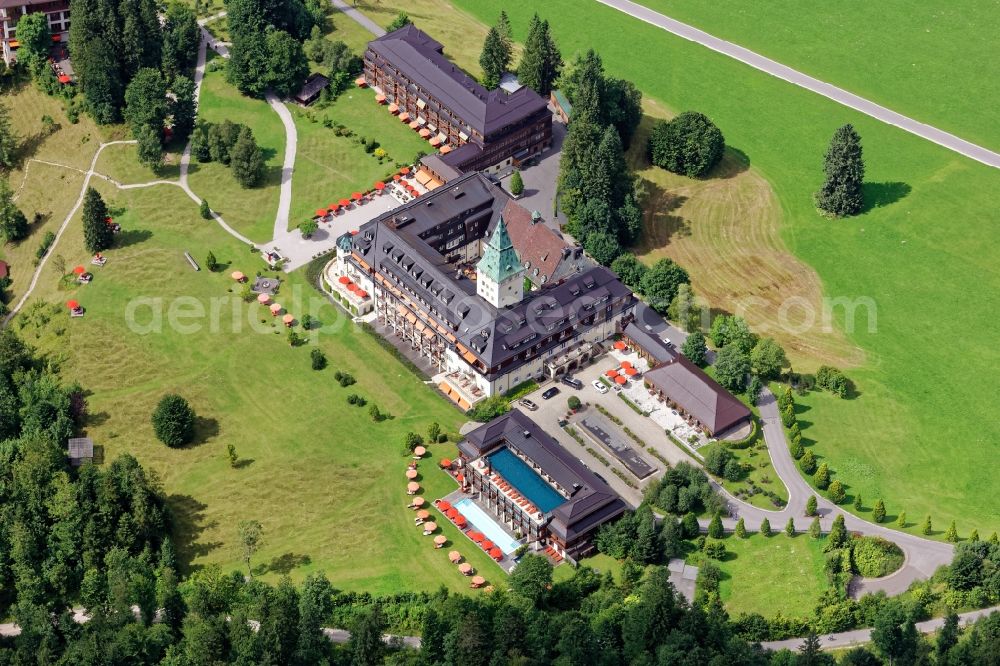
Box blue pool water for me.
[488,448,566,513]
[454,499,522,554]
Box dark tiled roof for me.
[0,260,8,279]
[644,356,751,434]
[367,25,549,136]
[623,322,677,365]
[462,409,628,539]
[420,153,463,182]
[294,73,329,101]
[350,173,635,375]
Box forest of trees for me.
[557,49,644,268]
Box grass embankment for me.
[289,88,429,226]
[188,54,285,244]
[633,0,1000,151]
[427,0,1000,537]
[17,179,499,594]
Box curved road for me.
[595,0,1000,169]
[704,388,953,597]
[762,605,1000,653]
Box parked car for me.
[591,380,608,394]
[542,386,560,400]
[561,376,583,390]
[518,398,538,411]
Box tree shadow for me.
[862,182,911,212]
[261,165,283,188]
[706,146,750,180]
[168,493,222,573]
[259,146,278,162]
[190,416,220,446]
[253,552,312,576]
[233,457,255,469]
[85,410,110,428]
[631,175,689,252]
[115,229,153,249]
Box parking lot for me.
[517,351,709,506]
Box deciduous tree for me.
[750,337,787,380]
[639,258,689,313]
[135,123,164,170]
[123,68,168,138]
[648,111,725,177]
[681,330,708,367]
[610,253,647,289]
[668,283,702,333]
[714,344,750,393]
[238,519,263,579]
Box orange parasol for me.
[407,481,420,493]
[615,375,628,385]
[282,314,294,325]
[412,496,425,507]
[416,509,430,520]
[422,522,437,533]
[458,562,472,574]
[257,293,270,304]
[448,550,461,563]
[434,535,447,545]
[413,445,426,457]
[73,265,86,275]
[406,469,418,479]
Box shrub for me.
[816,365,850,398]
[200,199,212,219]
[648,111,725,177]
[799,449,817,474]
[468,394,509,422]
[346,393,367,406]
[703,540,726,560]
[205,250,218,272]
[567,395,581,411]
[299,219,319,238]
[310,348,327,370]
[151,394,196,448]
[334,371,356,387]
[849,536,904,578]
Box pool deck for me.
[438,488,519,574]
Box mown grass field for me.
[695,533,828,618]
[17,179,500,594]
[289,88,429,226]
[402,0,1000,537]
[635,0,1000,151]
[188,54,285,243]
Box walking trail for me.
[595,0,1000,168]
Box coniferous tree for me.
[0,178,29,242]
[161,4,200,79]
[479,26,511,90]
[945,521,959,543]
[799,448,817,475]
[816,123,865,217]
[385,11,411,32]
[785,518,795,537]
[814,462,831,490]
[230,127,264,188]
[707,512,723,538]
[827,514,847,549]
[734,517,747,538]
[81,187,113,253]
[200,200,212,220]
[853,493,863,511]
[517,14,562,96]
[805,494,818,517]
[509,169,524,196]
[969,529,979,542]
[897,511,907,528]
[0,102,17,169]
[827,480,846,504]
[151,393,196,447]
[759,517,771,537]
[809,516,821,539]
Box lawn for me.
[1,83,114,305]
[288,89,429,226]
[406,0,1000,537]
[701,440,787,512]
[94,142,183,184]
[633,0,1000,152]
[17,180,500,594]
[692,533,829,618]
[553,553,624,584]
[188,54,285,244]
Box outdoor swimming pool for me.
[454,498,522,555]
[488,448,566,513]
